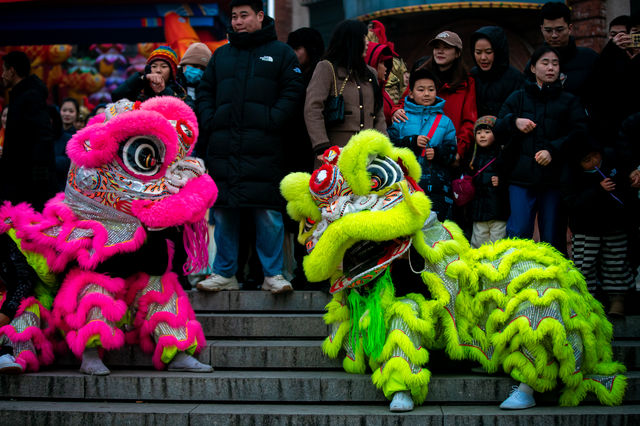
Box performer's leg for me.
[370,298,430,411]
[0,297,54,373]
[52,269,127,375]
[126,272,209,371]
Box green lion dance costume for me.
[280,130,626,412]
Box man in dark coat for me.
[526,2,598,106]
[195,0,304,294]
[588,15,640,147]
[0,51,56,211]
[470,26,525,117]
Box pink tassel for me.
[182,219,209,275]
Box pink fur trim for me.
[86,113,105,127]
[125,272,204,369]
[0,299,55,370]
[131,174,217,227]
[7,196,147,272]
[64,293,128,329]
[139,97,199,151]
[14,349,39,372]
[15,297,55,338]
[151,322,205,370]
[67,109,179,176]
[66,320,125,358]
[54,269,126,317]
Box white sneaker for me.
[499,386,536,409]
[389,391,414,412]
[262,275,293,294]
[0,353,23,374]
[197,274,240,292]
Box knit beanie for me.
[147,46,179,77]
[179,42,212,68]
[474,115,497,133]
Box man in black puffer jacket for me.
[470,26,525,117]
[196,0,304,294]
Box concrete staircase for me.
[1,290,639,425]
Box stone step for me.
[53,339,640,370]
[0,401,638,426]
[56,340,341,370]
[187,290,330,313]
[1,370,637,404]
[196,313,329,338]
[195,311,640,340]
[209,339,341,369]
[187,291,640,339]
[610,316,640,339]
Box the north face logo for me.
[437,32,449,38]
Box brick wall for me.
[275,0,293,42]
[568,0,607,51]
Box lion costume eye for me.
[120,136,164,176]
[368,156,403,191]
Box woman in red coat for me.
[393,31,477,163]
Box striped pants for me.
[572,232,635,293]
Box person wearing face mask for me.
[112,45,187,103]
[470,26,525,117]
[177,42,212,110]
[495,46,587,253]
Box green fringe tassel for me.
[347,269,395,359]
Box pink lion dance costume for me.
[0,96,217,375]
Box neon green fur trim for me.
[371,357,431,402]
[343,340,367,374]
[86,335,102,348]
[280,172,321,223]
[24,302,41,317]
[411,221,626,405]
[337,129,422,195]
[160,344,198,364]
[161,345,178,364]
[302,193,430,282]
[8,229,59,309]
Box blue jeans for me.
[212,208,284,278]
[506,185,564,251]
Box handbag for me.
[323,61,350,126]
[452,157,496,207]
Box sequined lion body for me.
[280,129,626,406]
[0,97,217,371]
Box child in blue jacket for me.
[388,68,457,221]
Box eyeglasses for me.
[542,26,568,35]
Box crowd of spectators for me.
[1,0,639,316]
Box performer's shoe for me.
[168,352,213,372]
[389,391,414,412]
[0,354,23,374]
[80,347,111,376]
[499,386,536,409]
[197,274,240,292]
[262,275,293,294]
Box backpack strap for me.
[472,157,497,177]
[421,113,443,157]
